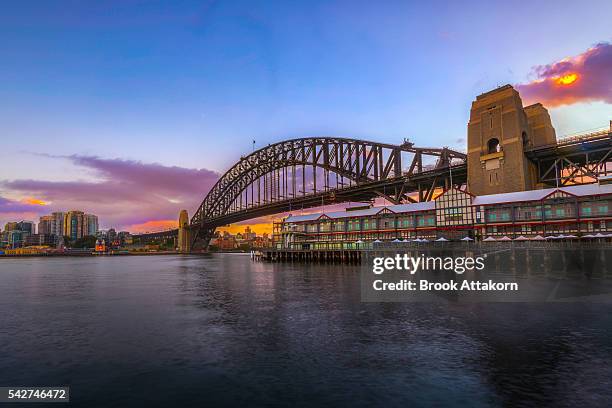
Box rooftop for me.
[282,183,611,223]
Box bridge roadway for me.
[133,162,467,242]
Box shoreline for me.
[0,250,255,258]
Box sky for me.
[1,0,611,234]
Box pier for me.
[259,249,362,263]
[259,242,611,278]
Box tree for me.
[72,235,97,249]
[62,235,73,248]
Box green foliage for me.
[62,235,73,248]
[72,235,97,249]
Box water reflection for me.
[0,254,611,406]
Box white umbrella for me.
[606,233,612,238]
[582,234,595,238]
[545,235,558,240]
[532,235,546,241]
[373,239,382,243]
[412,238,421,242]
[435,237,449,242]
[498,236,512,241]
[392,238,402,243]
[514,235,529,241]
[355,240,364,244]
[483,236,497,242]
[461,236,474,241]
[420,238,430,243]
[594,233,606,238]
[564,234,577,239]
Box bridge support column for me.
[178,210,191,253]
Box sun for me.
[555,73,578,85]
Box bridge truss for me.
[190,137,467,244]
[526,129,612,186]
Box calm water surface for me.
[1,254,612,407]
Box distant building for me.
[244,226,257,241]
[24,234,56,247]
[7,230,27,248]
[117,231,132,245]
[38,215,54,235]
[86,214,99,236]
[3,221,34,234]
[16,221,35,234]
[51,212,64,236]
[0,230,8,248]
[63,211,87,240]
[4,222,18,232]
[217,236,237,250]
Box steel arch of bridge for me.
[191,137,466,233]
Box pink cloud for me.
[516,42,612,107]
[1,155,220,230]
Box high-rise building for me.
[107,228,117,242]
[63,211,87,240]
[4,222,18,232]
[36,212,65,237]
[8,230,26,248]
[85,214,98,236]
[51,212,64,236]
[38,215,54,235]
[16,221,35,234]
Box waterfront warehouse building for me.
[275,183,611,250]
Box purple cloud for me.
[1,155,220,230]
[516,42,612,107]
[0,196,46,214]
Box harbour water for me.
[1,254,612,407]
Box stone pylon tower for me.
[177,210,191,253]
[467,85,556,196]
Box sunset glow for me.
[127,219,178,234]
[516,42,611,107]
[23,198,48,206]
[218,223,274,236]
[556,73,578,85]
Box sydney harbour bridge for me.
[133,85,612,251]
[134,126,611,251]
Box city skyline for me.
[1,1,611,233]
